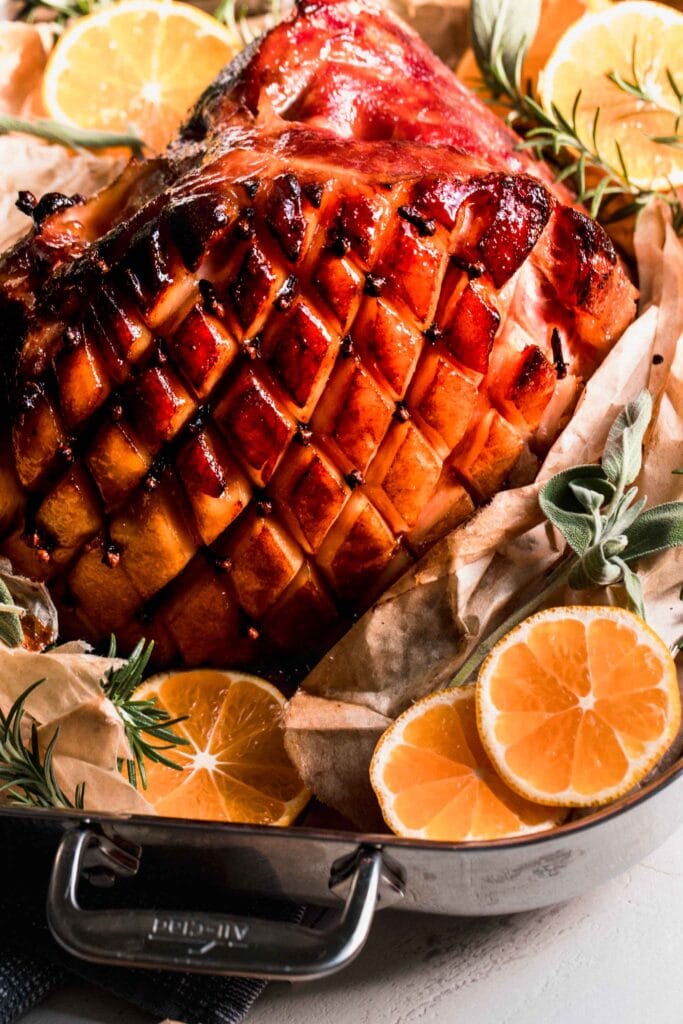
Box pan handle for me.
[46,826,396,980]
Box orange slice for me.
[477,606,681,808]
[456,0,611,110]
[42,0,241,154]
[136,669,310,824]
[538,1,683,190]
[370,685,564,841]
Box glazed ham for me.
[0,0,637,671]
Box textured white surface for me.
[22,825,683,1024]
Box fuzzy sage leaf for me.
[469,0,540,96]
[539,465,614,554]
[601,390,652,494]
[0,115,146,157]
[0,579,23,649]
[617,560,646,620]
[623,502,683,562]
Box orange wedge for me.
[135,669,310,824]
[477,607,681,808]
[538,1,683,190]
[42,0,241,154]
[370,685,565,842]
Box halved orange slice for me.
[42,0,241,154]
[370,685,565,841]
[477,606,681,807]
[539,1,683,190]
[136,669,310,824]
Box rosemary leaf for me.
[651,136,683,150]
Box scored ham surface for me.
[0,0,637,673]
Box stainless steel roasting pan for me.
[3,754,682,982]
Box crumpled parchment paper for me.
[0,639,154,815]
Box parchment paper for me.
[285,203,683,828]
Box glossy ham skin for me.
[0,0,637,674]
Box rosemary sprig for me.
[0,114,145,157]
[15,0,103,26]
[0,680,84,809]
[608,39,683,137]
[102,638,189,790]
[470,0,683,233]
[451,391,683,687]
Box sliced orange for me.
[135,669,309,824]
[456,0,611,110]
[477,607,681,808]
[538,1,683,190]
[42,0,241,154]
[370,685,564,842]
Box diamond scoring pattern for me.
[6,165,561,667]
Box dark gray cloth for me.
[0,954,67,1024]
[0,889,279,1024]
[0,946,267,1024]
[0,955,267,1024]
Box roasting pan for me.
[3,752,683,981]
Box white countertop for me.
[22,824,683,1024]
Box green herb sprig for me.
[103,637,189,790]
[0,680,84,809]
[15,0,101,25]
[469,0,683,232]
[0,114,145,157]
[451,391,683,687]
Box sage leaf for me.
[539,466,612,554]
[570,538,627,588]
[0,114,145,156]
[617,560,646,619]
[0,580,23,648]
[569,481,606,514]
[610,490,647,535]
[601,390,652,492]
[469,0,540,93]
[623,501,683,562]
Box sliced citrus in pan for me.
[370,685,565,841]
[135,669,310,824]
[42,0,241,154]
[538,1,683,190]
[477,606,681,808]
